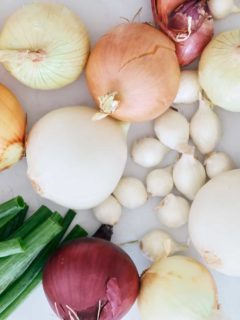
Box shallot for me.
[151,0,214,65]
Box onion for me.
[0,84,26,171]
[86,23,180,122]
[43,237,139,320]
[0,3,89,90]
[139,255,218,320]
[189,169,240,276]
[199,30,240,112]
[26,106,127,209]
[152,0,214,66]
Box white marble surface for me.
[0,0,239,319]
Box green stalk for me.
[10,205,53,239]
[0,238,25,258]
[63,224,88,243]
[0,197,26,219]
[0,218,87,318]
[0,216,62,295]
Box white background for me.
[0,0,239,319]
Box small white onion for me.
[174,70,200,104]
[93,195,122,226]
[154,108,191,153]
[146,167,173,197]
[173,152,206,200]
[190,96,221,154]
[113,177,147,209]
[208,0,240,19]
[26,106,127,209]
[140,229,187,261]
[205,152,234,179]
[131,137,169,168]
[157,194,190,228]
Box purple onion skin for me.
[151,0,213,66]
[43,238,140,320]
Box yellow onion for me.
[86,23,180,122]
[0,84,26,171]
[0,3,89,90]
[139,255,219,320]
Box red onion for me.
[151,0,214,65]
[43,231,139,320]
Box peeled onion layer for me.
[189,170,240,276]
[199,30,240,112]
[26,106,127,209]
[0,3,89,90]
[0,84,26,171]
[86,23,180,122]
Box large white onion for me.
[189,169,240,276]
[199,30,240,111]
[26,107,127,209]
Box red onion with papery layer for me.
[43,236,139,320]
[151,0,214,66]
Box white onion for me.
[205,152,234,179]
[146,167,173,197]
[93,195,122,226]
[26,106,127,209]
[189,169,240,276]
[199,30,240,112]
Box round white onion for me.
[93,195,122,226]
[189,169,240,276]
[26,106,127,209]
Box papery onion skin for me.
[152,0,214,66]
[0,84,26,172]
[0,3,89,90]
[43,238,139,320]
[26,106,127,209]
[86,23,180,122]
[139,255,218,320]
[199,30,240,112]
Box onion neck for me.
[97,92,120,118]
[93,224,113,241]
[0,49,46,63]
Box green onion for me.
[1,206,28,241]
[0,214,87,318]
[0,197,26,219]
[0,238,25,258]
[0,216,62,295]
[63,224,88,243]
[10,205,53,239]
